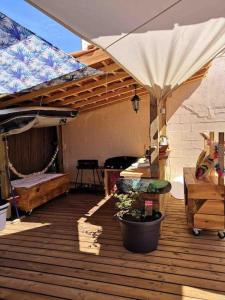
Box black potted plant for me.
[114,178,171,253]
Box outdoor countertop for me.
[120,151,170,178]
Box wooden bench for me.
[11,173,70,213]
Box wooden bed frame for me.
[11,173,70,213]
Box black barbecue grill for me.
[104,156,138,169]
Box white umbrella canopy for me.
[27,0,225,99]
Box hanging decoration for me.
[6,140,59,178]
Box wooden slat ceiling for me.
[0,45,210,113]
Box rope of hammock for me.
[6,139,59,178]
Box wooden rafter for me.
[0,60,121,108]
[74,86,146,110]
[43,72,129,104]
[62,79,136,107]
[73,48,109,65]
[80,90,149,113]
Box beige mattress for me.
[11,173,65,189]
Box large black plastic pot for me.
[118,214,164,253]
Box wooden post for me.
[150,94,159,178]
[209,131,214,157]
[0,135,10,199]
[57,126,64,173]
[218,132,224,186]
[159,98,167,137]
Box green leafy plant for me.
[114,190,161,222]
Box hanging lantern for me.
[131,84,140,113]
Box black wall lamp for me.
[131,84,140,113]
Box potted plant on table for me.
[114,178,171,253]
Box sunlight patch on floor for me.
[77,217,102,255]
[1,221,51,236]
[182,285,224,300]
[77,197,112,255]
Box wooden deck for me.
[0,193,225,300]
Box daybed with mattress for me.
[11,173,70,213]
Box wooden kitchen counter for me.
[120,151,169,179]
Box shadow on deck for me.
[0,193,225,300]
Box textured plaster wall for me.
[167,57,225,198]
[62,95,150,182]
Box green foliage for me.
[114,191,143,220]
[114,190,161,222]
[114,191,141,219]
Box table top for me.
[183,167,220,186]
[120,153,169,179]
[183,167,224,200]
[120,166,151,178]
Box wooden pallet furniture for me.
[184,167,224,234]
[184,132,225,238]
[11,173,70,213]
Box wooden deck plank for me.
[0,193,225,300]
[0,288,62,300]
[1,228,225,262]
[0,275,128,300]
[1,246,225,299]
[0,261,222,300]
[0,267,164,300]
[2,227,225,251]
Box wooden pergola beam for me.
[183,74,207,85]
[42,72,130,104]
[73,48,109,65]
[80,90,148,113]
[73,86,145,109]
[0,61,120,109]
[0,75,94,109]
[61,78,136,107]
[0,46,210,112]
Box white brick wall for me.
[167,57,225,198]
